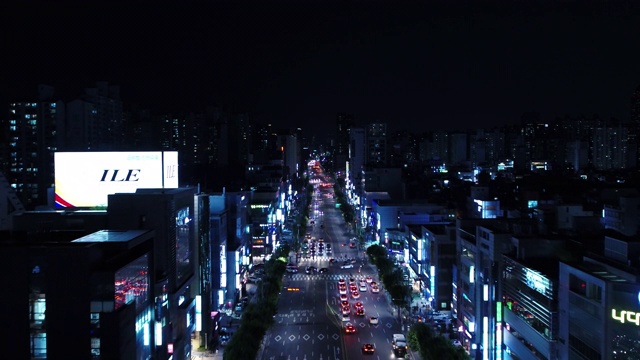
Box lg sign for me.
[55,151,179,208]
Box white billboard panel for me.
[163,150,179,188]
[54,151,179,208]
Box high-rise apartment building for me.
[2,85,65,209]
[366,122,387,167]
[450,132,469,166]
[592,122,630,170]
[65,81,124,151]
[346,127,366,206]
[336,113,355,157]
[334,113,355,172]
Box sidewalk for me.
[190,313,240,360]
[191,347,221,360]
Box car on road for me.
[344,324,356,333]
[354,301,364,310]
[341,306,351,315]
[351,291,360,299]
[356,308,365,316]
[359,283,367,292]
[369,316,379,325]
[341,313,350,322]
[319,267,328,273]
[340,294,348,302]
[338,278,346,285]
[365,276,373,283]
[433,312,449,320]
[341,264,354,269]
[305,266,317,274]
[371,285,380,293]
[362,343,375,354]
[393,334,408,356]
[341,300,350,308]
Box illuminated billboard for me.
[54,151,179,208]
[610,283,640,357]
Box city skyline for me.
[3,0,640,137]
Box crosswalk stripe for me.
[288,273,373,281]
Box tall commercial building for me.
[558,235,640,360]
[108,188,198,360]
[2,84,65,209]
[0,229,156,360]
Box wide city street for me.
[259,181,410,360]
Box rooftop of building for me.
[422,224,449,235]
[407,224,422,235]
[504,253,561,279]
[72,229,150,244]
[565,256,635,283]
[133,188,195,195]
[374,198,441,206]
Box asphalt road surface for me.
[260,184,407,360]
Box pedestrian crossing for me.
[298,255,335,262]
[288,273,372,281]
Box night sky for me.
[3,0,640,137]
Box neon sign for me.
[612,309,640,326]
[525,268,548,295]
